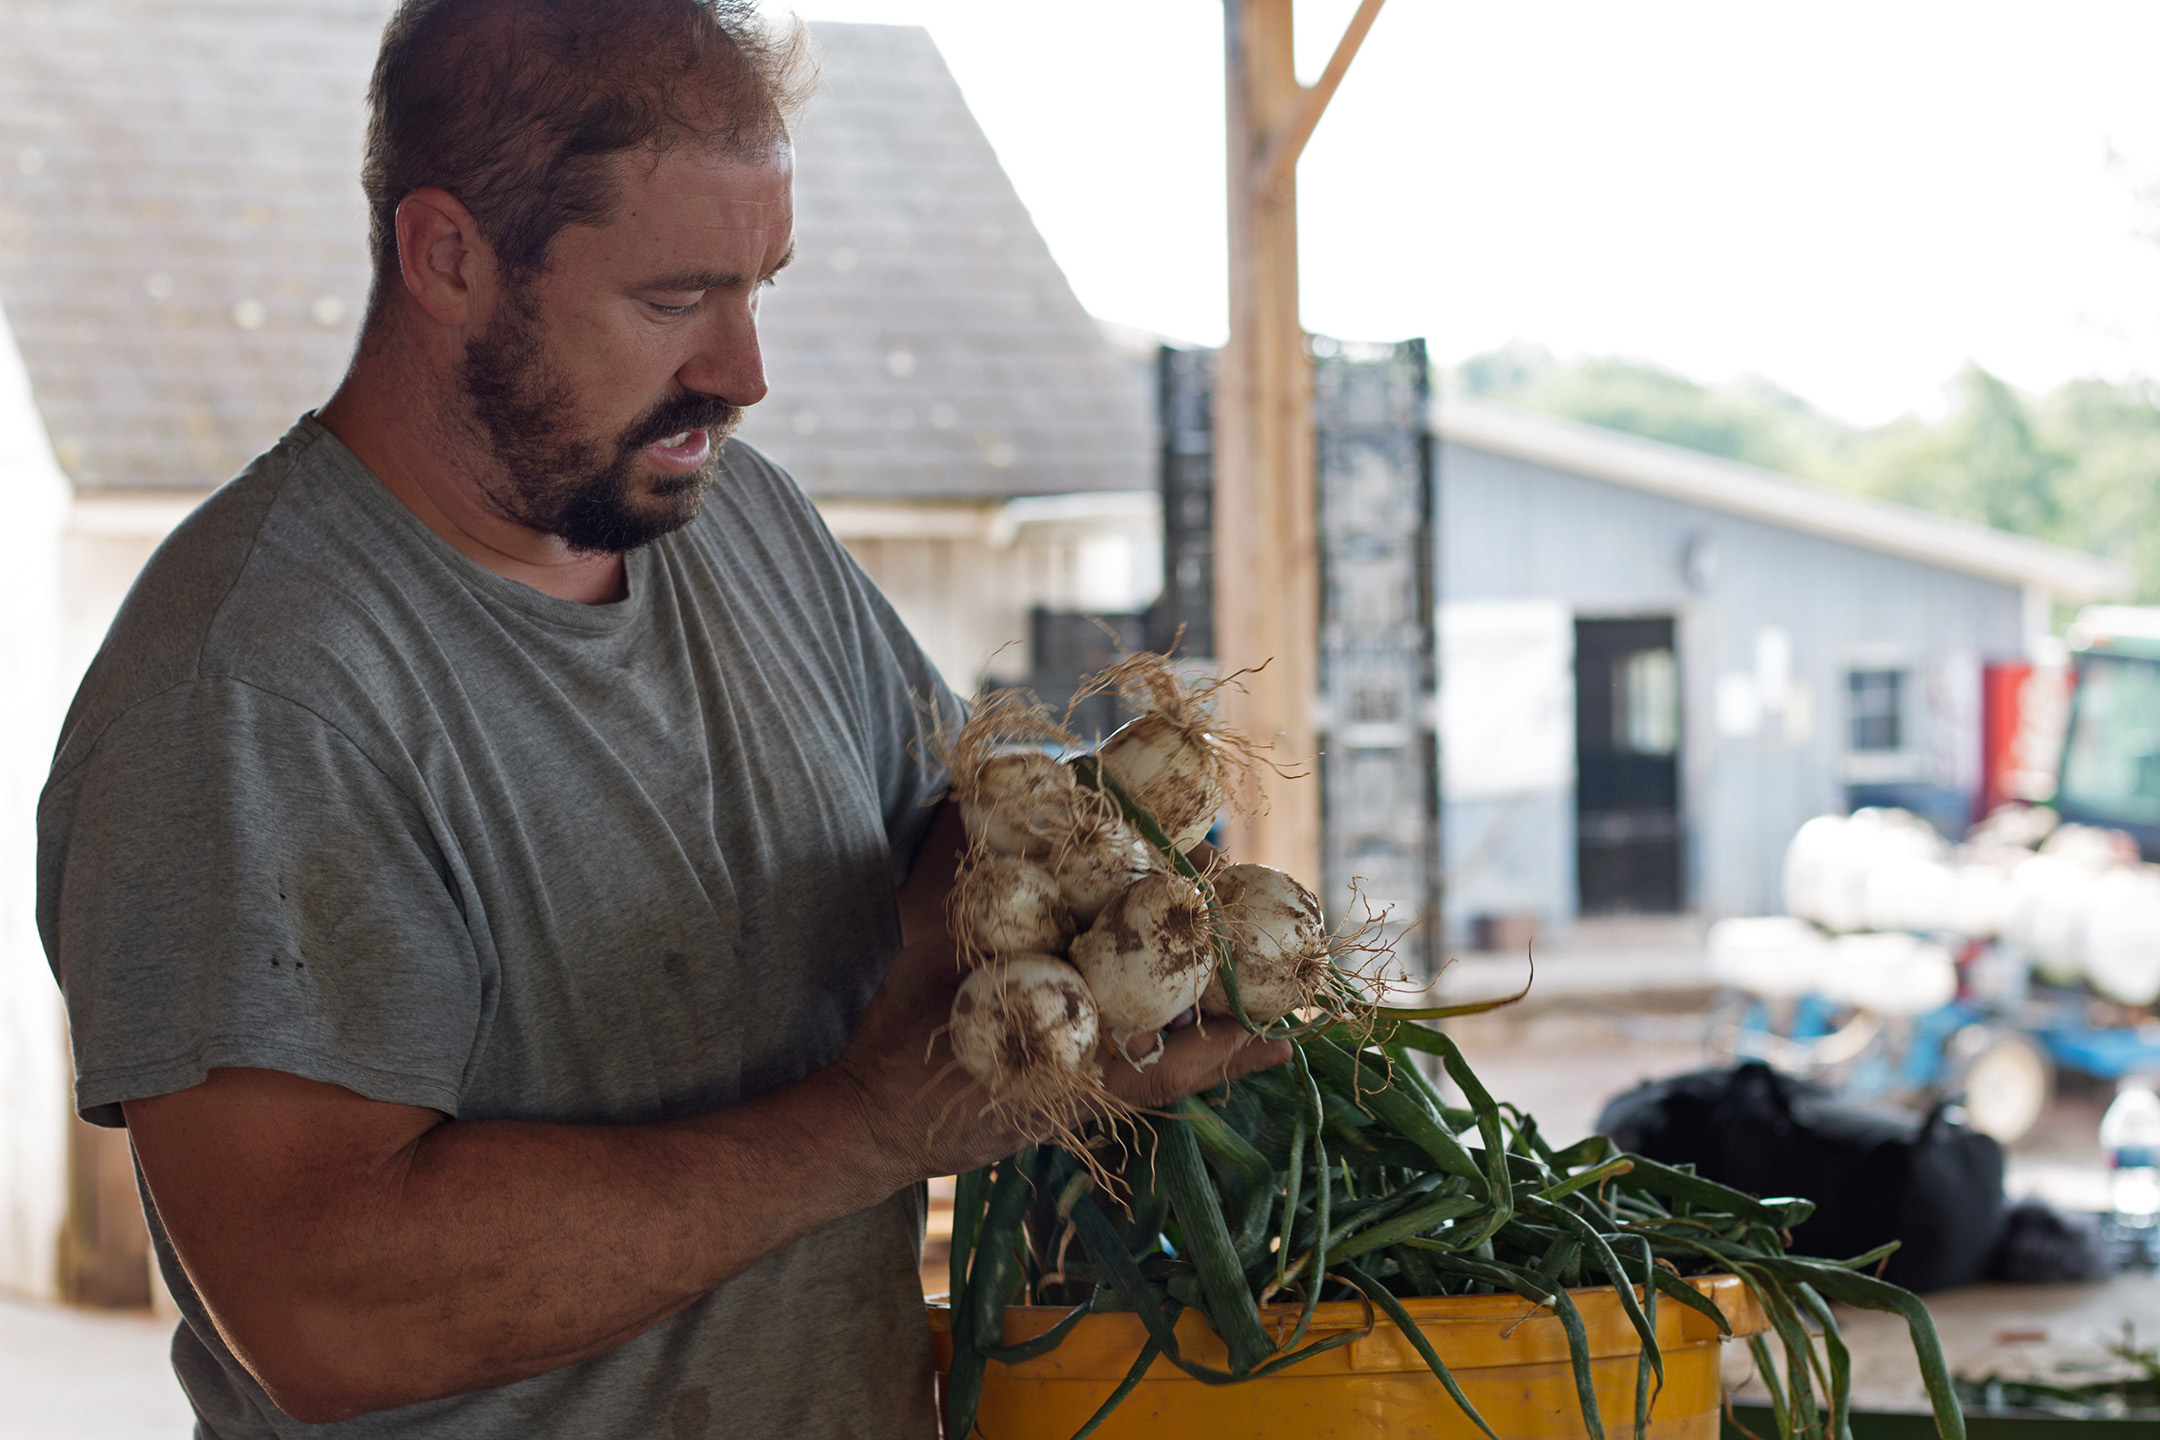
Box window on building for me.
[1848,669,1904,751]
[1614,647,1679,756]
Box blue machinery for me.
[1731,970,2160,1135]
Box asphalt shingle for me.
[0,0,386,490]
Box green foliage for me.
[1848,367,2071,540]
[1455,343,2160,601]
[2042,378,2160,606]
[1456,341,1850,476]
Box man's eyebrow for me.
[637,243,796,293]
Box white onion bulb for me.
[1098,713,1226,850]
[949,953,1100,1095]
[1070,871,1217,1033]
[1200,863,1329,1023]
[1050,813,1153,927]
[950,853,1075,960]
[961,751,1083,858]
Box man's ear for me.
[394,187,498,330]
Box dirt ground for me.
[1434,992,1719,1143]
[0,1294,191,1440]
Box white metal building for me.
[1433,395,2129,943]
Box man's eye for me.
[648,299,698,318]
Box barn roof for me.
[1436,393,2131,601]
[0,0,385,492]
[731,23,1152,500]
[0,8,1149,499]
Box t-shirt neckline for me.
[298,413,653,635]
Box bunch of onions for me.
[937,654,1343,1131]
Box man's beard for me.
[459,287,742,556]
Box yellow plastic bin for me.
[930,1275,1766,1440]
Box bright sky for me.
[793,0,2160,427]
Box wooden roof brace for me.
[1252,0,1387,199]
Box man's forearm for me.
[131,1063,904,1423]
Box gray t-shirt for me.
[38,417,960,1438]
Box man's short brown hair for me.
[362,0,815,291]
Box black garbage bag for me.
[1595,1061,2006,1292]
[1989,1200,2109,1283]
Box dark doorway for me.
[1575,617,1683,913]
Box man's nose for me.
[678,303,768,408]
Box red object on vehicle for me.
[1981,661,2072,814]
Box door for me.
[1575,617,1682,913]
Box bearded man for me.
[36,3,1286,1435]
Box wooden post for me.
[1213,0,1383,877]
[58,1117,150,1307]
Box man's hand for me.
[830,801,1292,1191]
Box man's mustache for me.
[621,394,742,451]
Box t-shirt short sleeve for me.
[42,677,482,1127]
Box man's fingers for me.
[895,799,966,948]
[1102,1026,1293,1110]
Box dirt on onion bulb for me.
[949,853,1075,963]
[959,751,1087,859]
[948,953,1101,1104]
[1048,811,1153,927]
[1098,712,1227,851]
[1070,871,1218,1035]
[1199,863,1330,1024]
